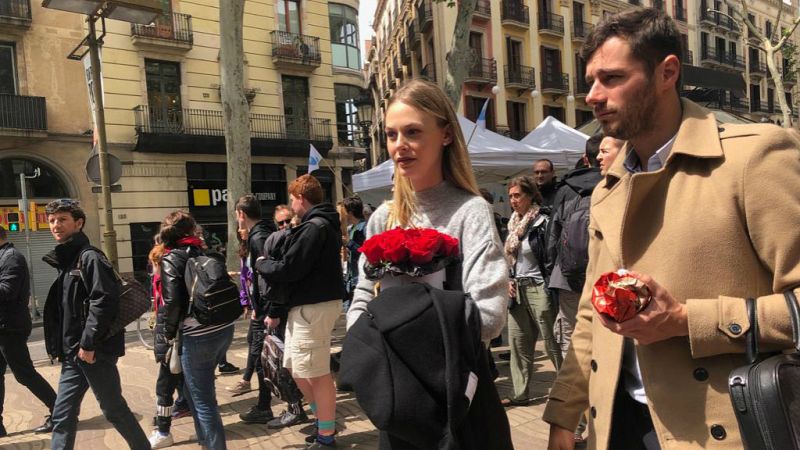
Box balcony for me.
[727,97,749,113]
[682,50,693,65]
[749,60,766,77]
[132,106,332,156]
[270,31,321,71]
[502,1,529,29]
[572,21,593,41]
[541,71,569,94]
[474,0,491,20]
[699,7,720,27]
[0,0,31,29]
[465,58,497,84]
[393,57,402,79]
[700,48,744,70]
[417,0,433,32]
[336,122,371,152]
[400,41,411,64]
[408,21,420,47]
[131,12,193,50]
[784,69,797,86]
[420,63,436,82]
[539,13,565,37]
[750,102,774,114]
[0,94,47,133]
[505,65,536,91]
[575,77,591,96]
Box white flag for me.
[308,144,323,174]
[476,97,490,130]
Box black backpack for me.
[184,252,242,325]
[559,193,592,291]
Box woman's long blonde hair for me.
[386,79,480,228]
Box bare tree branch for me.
[727,0,766,43]
[776,15,800,51]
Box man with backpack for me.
[42,199,149,450]
[256,175,345,449]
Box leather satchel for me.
[728,290,800,450]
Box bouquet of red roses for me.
[358,227,461,280]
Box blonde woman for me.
[345,79,512,449]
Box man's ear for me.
[77,218,85,231]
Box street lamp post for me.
[42,0,162,270]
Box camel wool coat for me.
[542,99,800,449]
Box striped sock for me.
[317,420,336,444]
[309,402,317,415]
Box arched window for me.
[0,158,70,199]
[329,4,361,70]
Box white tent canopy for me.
[352,116,586,193]
[521,116,589,154]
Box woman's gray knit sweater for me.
[345,181,510,341]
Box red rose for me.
[441,234,460,257]
[406,228,444,264]
[359,235,385,265]
[381,228,409,264]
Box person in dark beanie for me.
[256,174,345,449]
[42,199,148,450]
[0,225,57,437]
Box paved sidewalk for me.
[1,319,555,449]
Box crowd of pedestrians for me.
[0,6,798,450]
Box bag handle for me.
[745,297,758,364]
[785,289,800,353]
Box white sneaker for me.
[149,430,174,449]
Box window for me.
[768,87,774,112]
[0,158,70,199]
[330,3,360,70]
[145,59,182,131]
[543,105,565,122]
[466,96,495,131]
[335,84,361,145]
[278,0,301,33]
[506,38,522,68]
[0,43,17,95]
[573,2,584,22]
[766,21,773,39]
[750,84,760,110]
[506,101,526,140]
[576,110,594,127]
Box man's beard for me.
[600,79,657,140]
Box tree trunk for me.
[443,0,477,108]
[765,45,793,127]
[219,0,251,269]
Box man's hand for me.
[548,424,575,450]
[251,309,257,321]
[78,349,96,364]
[596,271,689,345]
[265,316,280,331]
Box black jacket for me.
[0,242,32,335]
[159,245,203,341]
[340,283,513,450]
[43,232,123,361]
[256,203,346,308]
[547,168,602,266]
[260,229,291,319]
[247,219,276,321]
[539,180,559,208]
[512,212,554,286]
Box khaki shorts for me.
[284,299,341,378]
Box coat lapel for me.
[589,99,724,269]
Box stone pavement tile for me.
[1,319,555,449]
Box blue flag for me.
[308,144,322,174]
[476,98,490,130]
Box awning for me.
[682,64,746,96]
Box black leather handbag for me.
[728,290,800,450]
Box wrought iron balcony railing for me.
[270,31,322,67]
[505,65,536,89]
[575,77,591,95]
[572,21,593,39]
[336,122,371,148]
[682,50,693,65]
[0,0,31,23]
[502,1,529,26]
[538,13,565,35]
[749,60,766,74]
[701,48,745,70]
[466,58,497,82]
[541,71,569,92]
[131,12,193,45]
[0,94,47,132]
[133,106,331,142]
[417,0,433,31]
[474,0,491,17]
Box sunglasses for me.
[277,219,291,226]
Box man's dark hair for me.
[235,194,262,220]
[582,8,683,90]
[479,188,494,204]
[533,159,555,172]
[343,196,364,220]
[0,225,6,241]
[45,199,86,228]
[585,134,603,168]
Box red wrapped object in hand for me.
[592,270,652,322]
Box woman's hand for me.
[508,280,517,299]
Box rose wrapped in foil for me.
[591,270,652,322]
